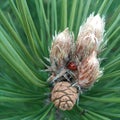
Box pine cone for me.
[51,81,78,111]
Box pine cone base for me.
[51,81,78,111]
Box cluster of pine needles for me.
[0,0,120,120]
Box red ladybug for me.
[67,61,77,71]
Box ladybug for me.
[67,61,77,71]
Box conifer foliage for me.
[0,0,120,120]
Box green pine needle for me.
[0,0,120,119]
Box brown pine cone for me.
[51,81,78,111]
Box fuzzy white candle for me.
[76,14,105,60]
